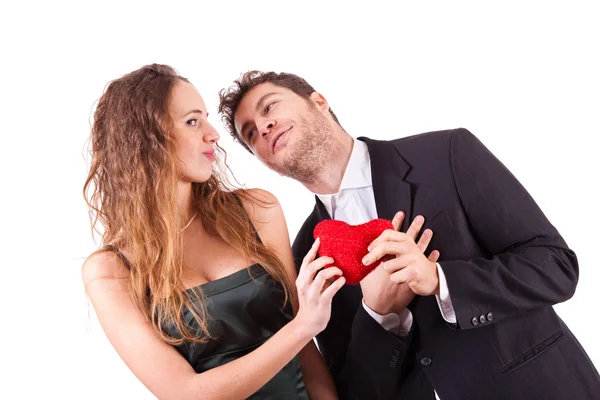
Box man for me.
[218,71,600,399]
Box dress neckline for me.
[184,263,266,298]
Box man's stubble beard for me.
[270,108,334,185]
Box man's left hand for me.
[362,215,440,296]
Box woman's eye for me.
[265,102,275,113]
[248,128,256,138]
[187,119,197,126]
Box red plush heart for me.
[313,219,394,285]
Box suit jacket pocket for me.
[489,307,564,375]
[500,331,564,374]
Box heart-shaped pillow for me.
[313,219,394,285]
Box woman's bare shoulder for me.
[82,249,130,289]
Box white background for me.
[1,1,598,398]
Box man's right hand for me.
[360,212,439,315]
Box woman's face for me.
[169,80,220,183]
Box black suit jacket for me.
[292,128,600,400]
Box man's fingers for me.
[372,215,428,251]
[381,257,408,274]
[390,267,416,285]
[392,211,405,231]
[369,230,407,252]
[416,229,433,253]
[363,242,407,265]
[405,215,425,241]
[428,250,440,262]
[382,253,417,273]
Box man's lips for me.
[272,127,292,153]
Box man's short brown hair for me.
[218,71,340,153]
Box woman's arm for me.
[243,188,339,400]
[298,342,339,400]
[83,230,343,400]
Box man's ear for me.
[309,91,330,114]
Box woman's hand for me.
[294,238,346,338]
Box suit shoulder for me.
[389,128,476,161]
[390,127,469,148]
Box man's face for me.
[234,82,334,183]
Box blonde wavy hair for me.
[84,64,293,345]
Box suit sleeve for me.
[440,128,579,329]
[293,235,412,400]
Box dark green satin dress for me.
[168,263,308,399]
[113,249,308,399]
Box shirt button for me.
[420,357,432,367]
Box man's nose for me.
[257,118,276,138]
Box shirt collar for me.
[314,138,372,202]
[339,138,372,190]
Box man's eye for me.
[265,102,275,113]
[186,119,197,126]
[248,128,256,138]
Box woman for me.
[82,64,345,399]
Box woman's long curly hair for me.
[83,64,293,345]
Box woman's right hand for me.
[294,238,346,338]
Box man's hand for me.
[363,213,440,297]
[360,212,439,315]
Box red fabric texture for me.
[313,219,393,284]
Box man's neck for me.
[303,127,354,195]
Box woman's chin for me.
[179,171,212,185]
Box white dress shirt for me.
[315,138,455,400]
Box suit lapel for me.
[358,137,413,231]
[358,137,423,310]
[314,196,331,221]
